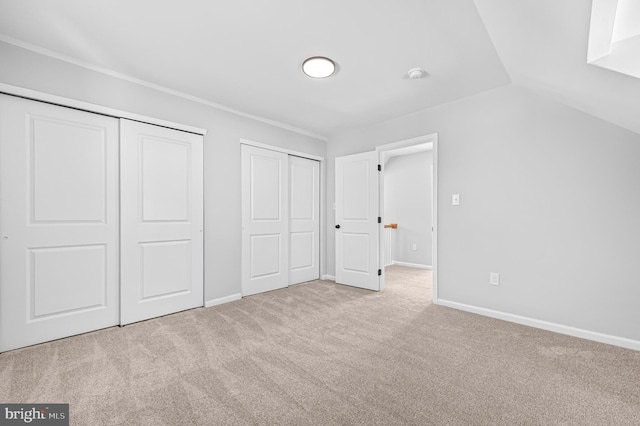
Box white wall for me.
[328,83,640,343]
[384,151,432,266]
[0,41,327,304]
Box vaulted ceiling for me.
[0,0,638,138]
[474,0,640,136]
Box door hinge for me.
[378,164,381,171]
[378,269,382,276]
[378,217,381,224]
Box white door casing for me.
[289,156,320,285]
[335,151,380,291]
[120,119,204,325]
[0,95,120,352]
[241,145,289,296]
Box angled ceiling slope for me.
[0,0,510,138]
[588,0,640,79]
[474,0,640,136]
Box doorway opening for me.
[377,134,438,303]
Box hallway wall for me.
[384,151,432,267]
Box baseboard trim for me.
[321,274,336,281]
[205,293,242,308]
[391,261,432,270]
[437,299,640,352]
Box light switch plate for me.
[452,194,460,206]
[490,272,500,286]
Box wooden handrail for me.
[384,223,397,229]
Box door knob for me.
[335,224,341,229]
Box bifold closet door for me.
[241,145,289,296]
[0,95,119,352]
[289,156,320,284]
[120,119,204,325]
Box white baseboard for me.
[390,261,432,270]
[437,299,640,352]
[205,293,242,308]
[321,274,336,281]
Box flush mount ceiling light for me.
[302,56,336,78]
[408,67,426,79]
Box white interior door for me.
[289,156,320,285]
[241,145,289,296]
[335,151,380,291]
[120,119,203,325]
[0,95,119,352]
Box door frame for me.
[376,133,438,303]
[239,138,326,286]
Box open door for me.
[335,151,380,291]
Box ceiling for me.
[0,0,639,139]
[0,0,510,139]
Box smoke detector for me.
[408,67,426,79]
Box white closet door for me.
[120,119,203,325]
[241,145,289,296]
[289,156,320,284]
[0,95,119,352]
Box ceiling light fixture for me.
[408,67,426,79]
[302,56,336,78]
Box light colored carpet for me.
[1,266,639,425]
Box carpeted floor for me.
[1,266,639,425]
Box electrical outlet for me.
[490,272,500,286]
[412,243,417,251]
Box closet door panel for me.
[120,119,203,325]
[241,145,289,296]
[0,95,119,352]
[289,156,320,284]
